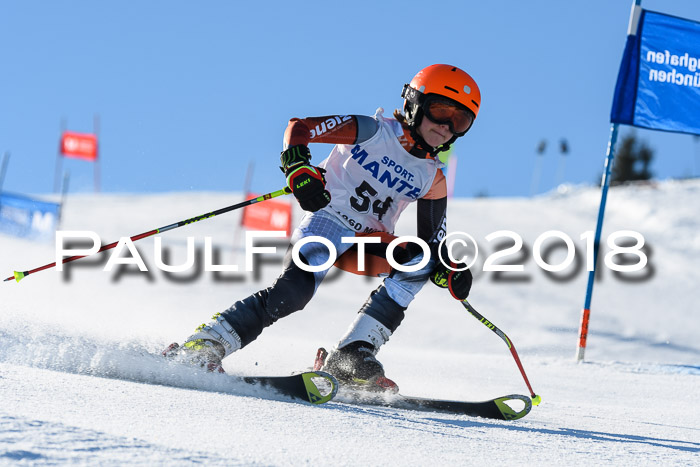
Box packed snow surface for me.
[1,180,699,465]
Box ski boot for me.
[162,338,226,373]
[314,341,399,393]
[162,313,241,373]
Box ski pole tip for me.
[13,271,26,283]
[531,394,542,406]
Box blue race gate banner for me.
[611,9,700,135]
[0,192,60,240]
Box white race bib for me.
[319,110,442,234]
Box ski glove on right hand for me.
[430,261,473,301]
[280,145,331,212]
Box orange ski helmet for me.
[402,64,481,141]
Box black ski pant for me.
[219,248,408,348]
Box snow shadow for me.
[430,418,700,454]
[0,414,242,465]
[323,403,700,454]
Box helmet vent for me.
[472,99,479,108]
[443,85,459,95]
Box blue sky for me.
[2,0,700,198]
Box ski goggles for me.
[421,96,475,136]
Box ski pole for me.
[4,187,292,283]
[462,299,541,405]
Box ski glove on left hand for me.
[281,145,331,212]
[430,261,473,301]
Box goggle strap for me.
[402,84,424,105]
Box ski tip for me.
[301,370,338,405]
[531,394,542,406]
[13,271,26,283]
[494,395,533,421]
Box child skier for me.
[165,64,479,392]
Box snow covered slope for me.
[1,180,698,465]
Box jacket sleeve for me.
[417,171,448,259]
[283,115,379,149]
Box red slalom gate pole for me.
[4,187,291,283]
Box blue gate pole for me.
[576,0,642,363]
[576,123,619,362]
[0,151,9,193]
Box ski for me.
[312,347,531,420]
[337,391,532,421]
[241,371,338,405]
[161,343,338,405]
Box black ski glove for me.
[430,260,473,301]
[280,145,331,212]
